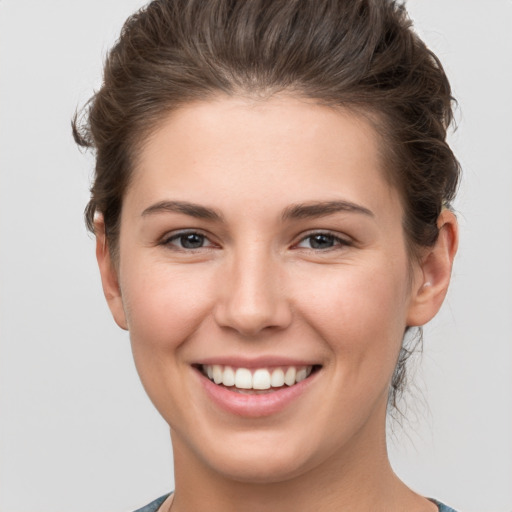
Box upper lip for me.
[193,356,322,369]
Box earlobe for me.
[407,209,459,327]
[94,217,128,331]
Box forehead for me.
[125,95,400,221]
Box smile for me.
[194,360,322,416]
[201,364,315,393]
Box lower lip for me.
[196,369,318,418]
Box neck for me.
[168,408,432,512]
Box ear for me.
[407,209,459,327]
[95,217,128,330]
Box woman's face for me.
[101,96,429,482]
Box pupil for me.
[181,233,204,249]
[310,234,334,249]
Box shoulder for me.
[430,498,459,512]
[133,494,171,512]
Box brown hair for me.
[73,0,460,411]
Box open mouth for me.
[196,364,322,395]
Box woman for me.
[74,1,459,510]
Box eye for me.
[163,231,214,250]
[296,232,349,250]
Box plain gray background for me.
[1,1,511,511]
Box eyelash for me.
[160,230,351,251]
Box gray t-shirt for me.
[133,494,459,511]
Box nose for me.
[213,246,293,337]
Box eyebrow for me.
[141,199,373,222]
[141,200,224,221]
[281,200,374,221]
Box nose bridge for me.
[215,241,291,336]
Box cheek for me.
[120,261,216,351]
[287,261,412,445]
[118,261,219,421]
[292,259,411,367]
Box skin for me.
[96,95,458,512]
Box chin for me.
[196,429,320,484]
[212,455,310,485]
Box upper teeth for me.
[203,365,313,390]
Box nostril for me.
[213,299,293,337]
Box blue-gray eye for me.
[180,233,205,248]
[297,233,346,249]
[167,232,209,249]
[309,234,335,249]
